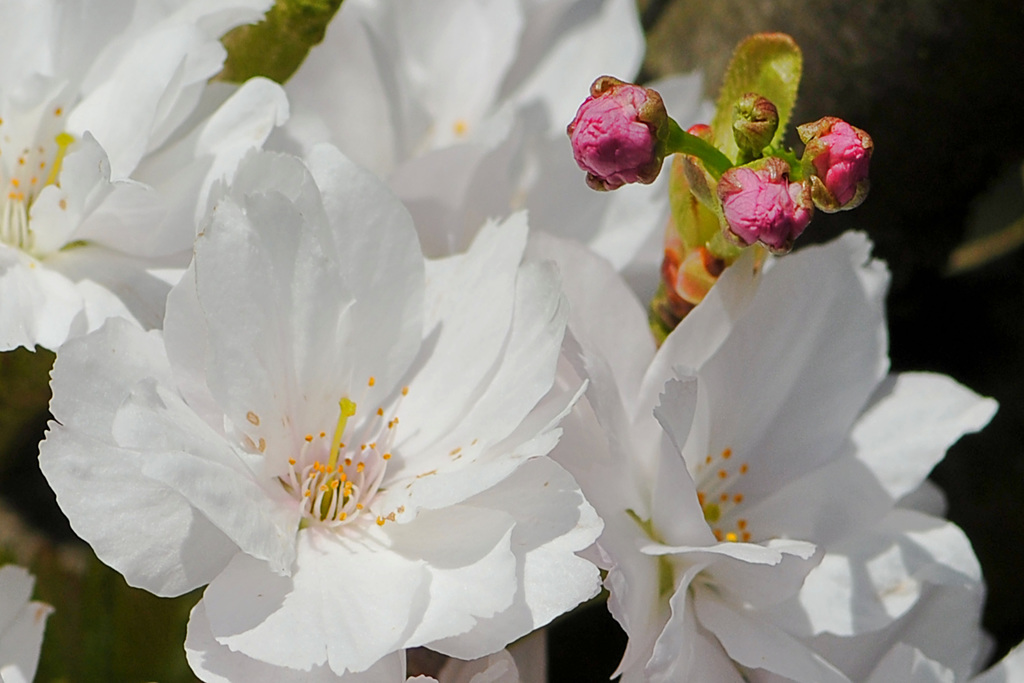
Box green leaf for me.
[710,33,803,163]
[217,0,345,84]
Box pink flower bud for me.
[717,157,813,254]
[798,116,873,212]
[567,76,668,191]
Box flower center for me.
[0,106,74,255]
[694,447,752,543]
[279,382,408,529]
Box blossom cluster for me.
[0,1,1020,682]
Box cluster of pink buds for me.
[566,34,873,342]
[567,76,873,258]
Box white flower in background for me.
[395,74,711,302]
[537,231,995,681]
[282,0,644,177]
[0,0,288,351]
[0,565,52,683]
[279,0,692,298]
[40,146,601,679]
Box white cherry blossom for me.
[537,231,995,682]
[40,146,600,678]
[0,0,287,351]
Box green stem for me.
[707,229,745,263]
[664,119,734,179]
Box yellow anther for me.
[401,386,409,396]
[453,119,469,136]
[377,408,384,416]
[368,376,376,387]
[740,464,749,474]
[376,516,386,526]
[356,462,365,473]
[718,470,728,479]
[722,448,732,459]
[246,411,260,426]
[383,453,391,460]
[304,434,313,442]
[288,458,296,465]
[725,532,738,542]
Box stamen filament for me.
[327,398,357,471]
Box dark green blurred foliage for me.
[30,549,202,683]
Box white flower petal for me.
[396,217,525,457]
[779,509,981,638]
[668,233,890,505]
[203,512,515,675]
[69,23,225,177]
[40,319,239,595]
[694,591,849,683]
[852,372,997,501]
[865,643,955,683]
[0,567,51,683]
[186,601,406,683]
[643,577,743,683]
[112,379,298,575]
[425,457,601,658]
[0,247,85,351]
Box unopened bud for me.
[687,123,714,142]
[567,76,669,191]
[717,157,813,254]
[798,116,872,212]
[733,93,779,161]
